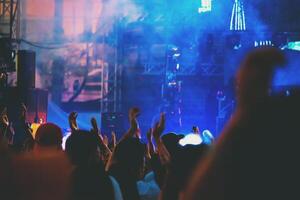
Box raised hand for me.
[90,117,99,135]
[1,107,9,127]
[103,135,109,147]
[121,107,141,140]
[111,131,117,150]
[90,118,112,161]
[68,112,78,132]
[129,107,140,120]
[153,112,165,141]
[146,128,155,158]
[152,112,170,165]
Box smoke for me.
[96,0,144,35]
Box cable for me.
[19,39,72,49]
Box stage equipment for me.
[230,0,246,31]
[101,112,125,136]
[0,38,16,73]
[161,45,183,128]
[17,50,36,89]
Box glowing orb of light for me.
[179,133,203,146]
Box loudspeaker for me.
[17,50,36,89]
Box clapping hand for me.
[122,107,141,140]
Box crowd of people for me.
[1,47,300,200]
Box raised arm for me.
[0,108,9,146]
[90,117,112,157]
[146,128,155,159]
[121,107,140,141]
[68,112,79,132]
[111,131,117,151]
[153,113,170,165]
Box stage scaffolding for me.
[0,0,20,40]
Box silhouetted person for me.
[12,104,34,152]
[66,130,115,200]
[8,123,72,200]
[108,137,146,200]
[183,47,300,200]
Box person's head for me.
[161,132,184,156]
[192,126,200,134]
[35,123,63,149]
[110,137,146,180]
[65,130,100,166]
[236,47,286,107]
[178,144,209,186]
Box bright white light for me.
[198,0,212,13]
[230,0,246,31]
[179,133,203,146]
[287,41,300,51]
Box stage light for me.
[179,133,203,146]
[230,0,246,31]
[286,41,300,51]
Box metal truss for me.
[0,0,19,40]
[143,61,198,76]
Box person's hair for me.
[161,132,183,156]
[35,123,62,148]
[67,130,115,200]
[111,137,146,179]
[65,130,99,166]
